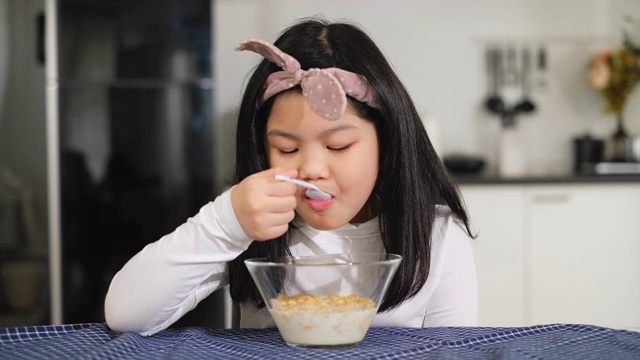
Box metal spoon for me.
[275,175,332,200]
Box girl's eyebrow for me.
[267,124,358,140]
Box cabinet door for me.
[528,184,640,329]
[461,185,526,326]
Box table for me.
[0,323,639,359]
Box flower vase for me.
[610,115,630,162]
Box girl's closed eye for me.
[327,144,352,153]
[277,147,298,156]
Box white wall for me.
[214,0,640,181]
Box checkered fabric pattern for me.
[0,323,639,359]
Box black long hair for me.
[228,18,473,312]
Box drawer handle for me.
[532,194,570,203]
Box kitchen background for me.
[213,0,640,180]
[0,0,639,328]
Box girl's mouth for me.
[303,189,334,211]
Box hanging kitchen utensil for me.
[504,44,519,86]
[534,45,548,92]
[484,45,504,114]
[514,46,536,114]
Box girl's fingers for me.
[262,193,297,213]
[231,167,299,240]
[248,211,296,241]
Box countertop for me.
[455,173,640,185]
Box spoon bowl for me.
[275,175,332,200]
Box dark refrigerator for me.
[47,0,231,327]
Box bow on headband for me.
[235,39,378,120]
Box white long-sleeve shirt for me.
[104,188,478,336]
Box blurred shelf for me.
[0,305,47,328]
[0,248,47,262]
[53,78,214,89]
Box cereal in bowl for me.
[269,293,377,347]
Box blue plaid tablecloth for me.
[0,323,639,359]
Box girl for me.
[104,18,477,335]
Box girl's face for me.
[266,91,379,230]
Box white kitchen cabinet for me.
[460,185,526,327]
[460,182,640,329]
[527,184,640,329]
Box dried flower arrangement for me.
[587,16,640,117]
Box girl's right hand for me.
[230,167,298,241]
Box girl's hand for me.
[231,168,298,241]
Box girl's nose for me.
[297,150,329,180]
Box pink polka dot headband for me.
[235,39,379,120]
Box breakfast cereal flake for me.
[272,293,374,312]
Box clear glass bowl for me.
[245,253,402,348]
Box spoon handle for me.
[275,175,320,190]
